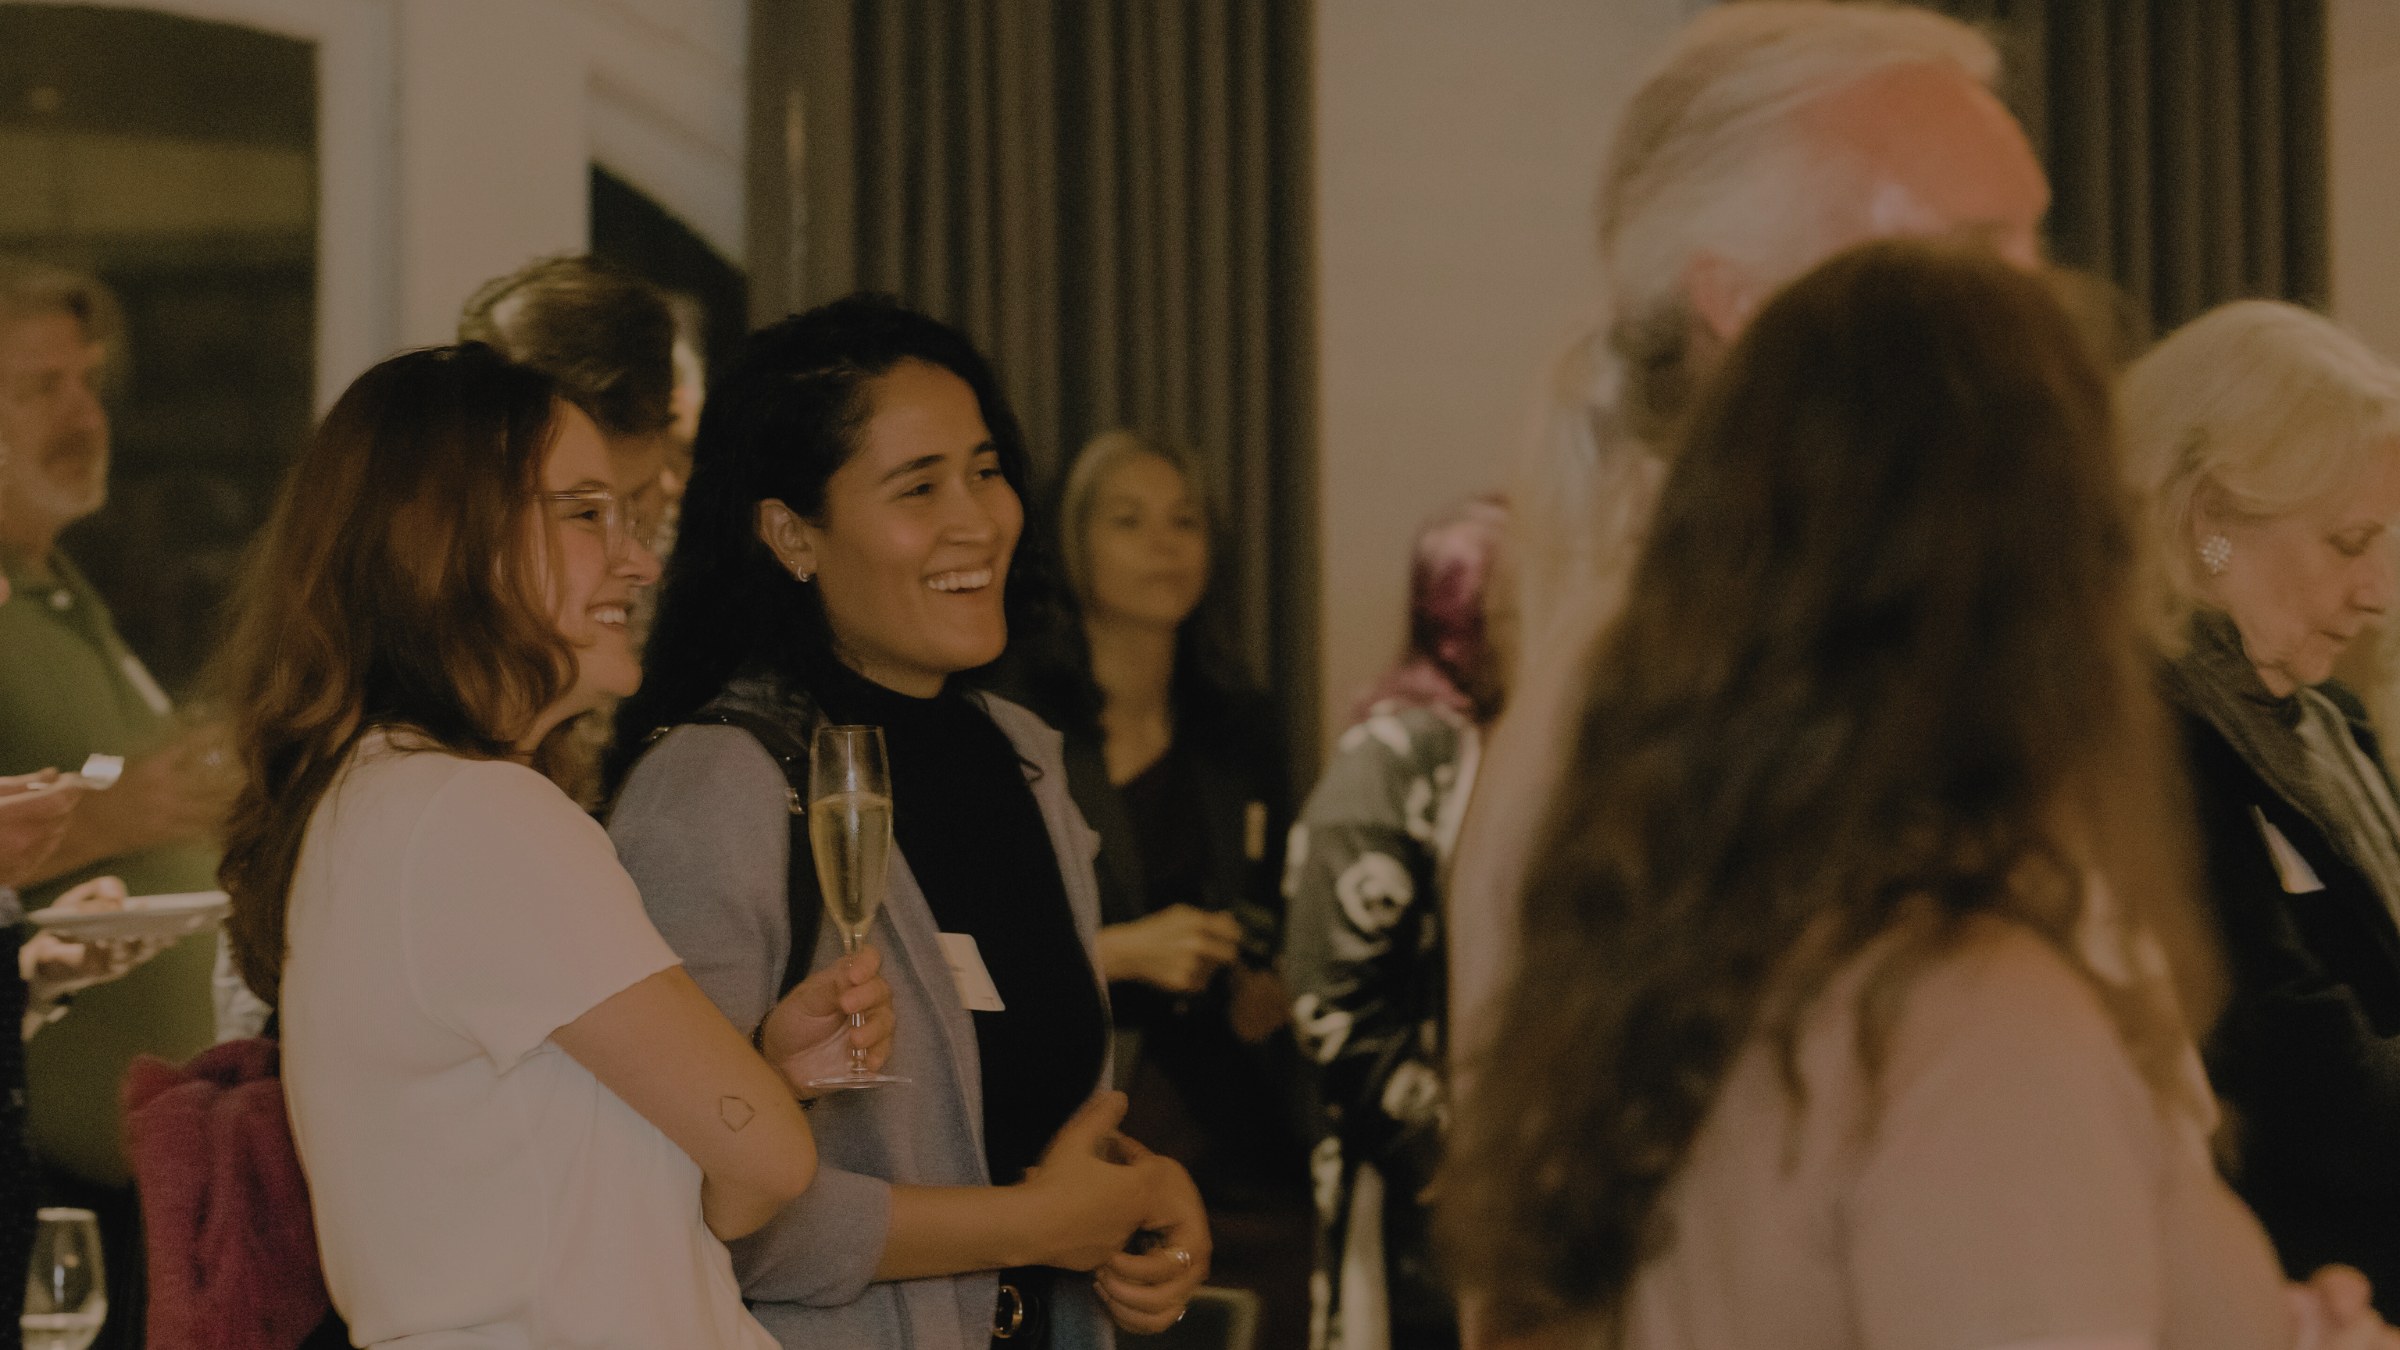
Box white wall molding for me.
[577,0,745,262]
[6,0,745,405]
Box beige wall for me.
[393,2,590,346]
[2331,0,2400,359]
[1309,0,1694,747]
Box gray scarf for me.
[2163,611,2400,920]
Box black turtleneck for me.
[813,661,1109,1186]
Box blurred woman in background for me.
[1014,428,1310,1343]
[2122,300,2400,1313]
[1282,495,1511,1350]
[1438,242,2375,1350]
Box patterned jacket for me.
[1281,704,1476,1349]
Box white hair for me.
[1511,2,2001,652]
[1601,1,1999,434]
[2120,299,2400,648]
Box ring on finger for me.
[1172,1247,1193,1271]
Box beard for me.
[10,430,108,530]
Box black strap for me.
[680,706,826,1001]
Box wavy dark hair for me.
[1436,241,2217,1340]
[605,294,1051,785]
[215,345,570,1004]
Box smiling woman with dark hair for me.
[608,294,1209,1350]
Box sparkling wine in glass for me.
[22,1207,104,1350]
[806,724,907,1090]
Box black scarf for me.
[2162,610,2400,912]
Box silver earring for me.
[791,564,814,583]
[2199,533,2232,576]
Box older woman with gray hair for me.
[2124,299,2400,1313]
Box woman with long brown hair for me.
[212,344,890,1347]
[1438,242,2394,1350]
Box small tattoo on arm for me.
[720,1095,755,1132]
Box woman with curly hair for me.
[1437,241,2393,1350]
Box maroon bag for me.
[122,1037,333,1350]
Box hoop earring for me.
[791,564,815,584]
[2199,533,2232,577]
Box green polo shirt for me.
[0,551,220,1186]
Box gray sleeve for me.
[608,724,896,1306]
[726,1167,896,1305]
[608,725,788,1033]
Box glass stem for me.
[843,930,867,1074]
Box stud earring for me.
[2199,533,2232,576]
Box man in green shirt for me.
[0,261,229,1289]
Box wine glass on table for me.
[22,1207,104,1350]
[806,724,908,1091]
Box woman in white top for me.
[212,343,893,1348]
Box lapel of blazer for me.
[878,844,988,1170]
[971,692,1117,1073]
[876,693,1117,1178]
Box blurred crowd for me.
[5,4,2400,1350]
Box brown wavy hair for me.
[215,345,571,1005]
[1436,241,2217,1341]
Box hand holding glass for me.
[807,725,907,1090]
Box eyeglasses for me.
[544,488,635,558]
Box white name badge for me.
[2252,807,2326,894]
[938,932,1006,1012]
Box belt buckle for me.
[994,1281,1027,1340]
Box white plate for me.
[27,890,229,941]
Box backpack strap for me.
[681,705,826,1001]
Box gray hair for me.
[2120,300,2400,648]
[1513,3,2000,650]
[0,256,122,345]
[1601,1,1998,439]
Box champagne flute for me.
[22,1207,104,1350]
[806,724,907,1090]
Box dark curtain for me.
[1914,0,2328,334]
[748,0,1320,765]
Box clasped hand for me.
[1015,1091,1212,1334]
[1102,904,1242,994]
